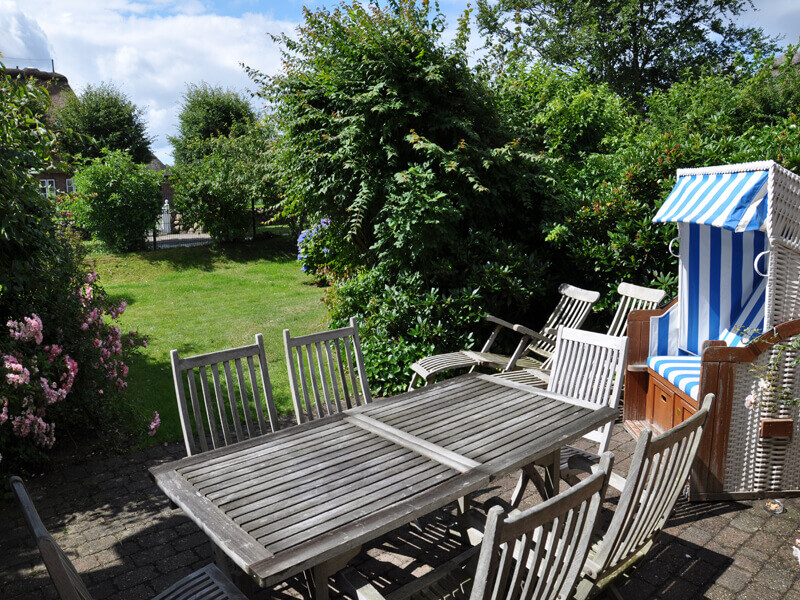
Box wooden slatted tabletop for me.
[149,374,616,592]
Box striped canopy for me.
[654,169,769,232]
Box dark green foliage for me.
[169,83,255,165]
[0,67,60,322]
[477,0,779,103]
[532,49,800,316]
[250,0,549,394]
[71,150,163,252]
[0,70,149,471]
[55,82,153,164]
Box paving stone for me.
[113,564,158,590]
[704,584,737,600]
[715,526,752,549]
[754,564,794,593]
[730,512,768,534]
[739,582,792,600]
[716,566,753,593]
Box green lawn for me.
[90,231,328,444]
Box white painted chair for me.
[341,453,614,600]
[283,317,372,424]
[502,327,628,503]
[408,284,601,390]
[11,476,249,600]
[572,395,714,599]
[171,334,279,457]
[499,281,663,388]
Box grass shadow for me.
[137,234,298,273]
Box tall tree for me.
[55,82,153,163]
[477,0,778,103]
[169,83,255,164]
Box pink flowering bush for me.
[1,267,148,471]
[0,314,78,463]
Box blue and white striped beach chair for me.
[624,161,800,500]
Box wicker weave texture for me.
[723,343,800,493]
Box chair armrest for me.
[339,568,388,600]
[513,326,554,347]
[567,455,627,492]
[512,323,537,337]
[485,314,516,330]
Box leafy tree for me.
[538,53,800,316]
[169,83,255,164]
[71,150,162,252]
[0,67,60,319]
[249,0,551,395]
[171,121,274,242]
[477,0,778,103]
[55,82,153,163]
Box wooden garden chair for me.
[498,327,628,503]
[498,282,663,388]
[10,476,249,600]
[340,453,614,600]
[283,316,372,424]
[171,333,279,457]
[408,283,601,390]
[571,395,714,600]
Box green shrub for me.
[171,123,274,243]
[71,149,162,252]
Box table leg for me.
[543,448,561,499]
[312,546,362,600]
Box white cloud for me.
[1,0,297,164]
[0,0,53,69]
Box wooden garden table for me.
[149,374,616,599]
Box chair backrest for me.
[529,284,601,360]
[11,476,94,600]
[588,394,714,579]
[283,317,372,424]
[471,453,613,600]
[171,334,279,457]
[547,327,628,453]
[606,282,666,337]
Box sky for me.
[1,0,799,165]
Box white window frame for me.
[39,179,56,197]
[65,178,76,193]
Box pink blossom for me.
[84,270,98,284]
[148,411,161,436]
[81,322,89,331]
[7,314,44,345]
[46,345,63,362]
[4,354,31,387]
[744,394,757,410]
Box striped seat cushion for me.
[647,356,702,400]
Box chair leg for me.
[311,546,361,600]
[211,542,231,579]
[408,372,421,391]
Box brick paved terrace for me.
[2,423,800,600]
